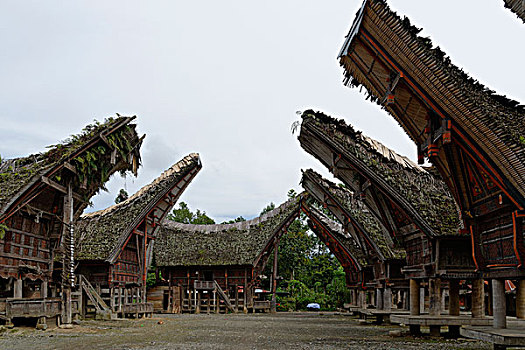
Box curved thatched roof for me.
[504,0,525,22]
[299,110,461,237]
[155,196,301,267]
[303,203,367,268]
[302,168,404,260]
[338,0,525,204]
[75,153,202,262]
[0,116,143,220]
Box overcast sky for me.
[1,1,524,223]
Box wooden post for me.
[243,268,248,314]
[410,279,420,316]
[271,239,279,313]
[492,279,506,329]
[214,291,218,314]
[441,288,447,312]
[358,289,365,309]
[383,287,392,312]
[14,278,23,298]
[235,284,239,312]
[79,284,85,318]
[448,280,460,316]
[487,279,493,316]
[516,279,525,319]
[409,279,421,335]
[428,278,441,336]
[472,278,485,318]
[117,286,122,313]
[376,288,384,310]
[448,279,460,338]
[419,285,426,314]
[110,287,115,312]
[196,291,201,314]
[61,180,74,325]
[41,280,48,298]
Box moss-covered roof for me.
[302,169,404,260]
[299,111,461,237]
[155,196,301,267]
[75,153,201,261]
[338,0,525,202]
[304,203,367,268]
[0,116,143,220]
[504,0,525,22]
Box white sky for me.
[1,1,524,223]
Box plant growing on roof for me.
[0,223,8,240]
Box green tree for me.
[167,202,215,224]
[261,189,348,311]
[114,188,129,204]
[260,202,275,215]
[221,216,246,224]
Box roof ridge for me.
[82,153,199,218]
[162,195,301,233]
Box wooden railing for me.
[78,274,110,313]
[5,298,61,318]
[194,280,214,290]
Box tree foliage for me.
[221,216,246,224]
[114,188,129,204]
[167,201,215,224]
[260,190,349,311]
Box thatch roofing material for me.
[299,111,461,237]
[155,197,301,267]
[302,169,404,260]
[75,153,201,261]
[504,0,525,22]
[304,204,367,268]
[0,116,143,220]
[338,0,525,202]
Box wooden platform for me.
[461,321,525,350]
[390,314,493,327]
[343,304,361,315]
[358,308,410,324]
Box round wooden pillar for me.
[448,279,460,316]
[492,279,506,329]
[516,279,525,319]
[409,279,420,316]
[471,278,485,318]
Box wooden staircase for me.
[77,275,112,319]
[214,280,235,312]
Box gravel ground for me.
[0,312,491,350]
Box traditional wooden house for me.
[301,169,406,313]
[0,116,143,327]
[503,0,525,22]
[300,199,372,311]
[338,0,525,332]
[299,111,484,335]
[153,196,301,314]
[74,153,201,318]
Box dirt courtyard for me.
[0,312,491,350]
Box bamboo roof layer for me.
[0,116,143,220]
[504,0,525,22]
[304,200,368,267]
[155,196,301,267]
[75,153,201,261]
[302,168,405,260]
[299,110,461,237]
[338,0,525,203]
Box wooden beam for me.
[40,176,84,203]
[63,162,77,174]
